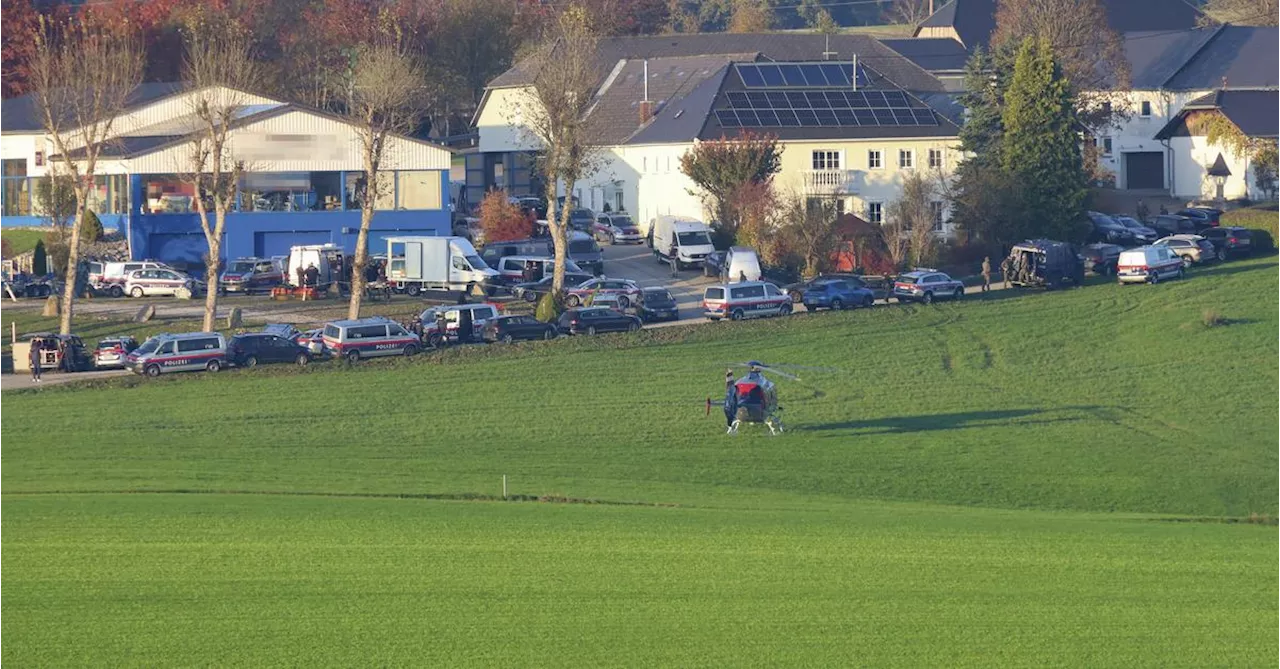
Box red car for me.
[564,277,643,308]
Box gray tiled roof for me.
[880,38,970,72]
[1155,90,1279,139]
[489,33,946,94]
[1123,28,1220,89]
[628,63,733,145]
[1,82,186,133]
[585,54,749,145]
[1163,26,1279,90]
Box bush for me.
[535,291,565,323]
[1201,309,1225,328]
[1249,229,1274,254]
[80,210,104,243]
[1,237,11,260]
[1221,206,1278,238]
[479,191,532,243]
[32,239,47,275]
[43,232,70,277]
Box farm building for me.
[0,83,452,267]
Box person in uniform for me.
[723,369,738,432]
[433,311,448,347]
[304,263,320,288]
[981,256,991,293]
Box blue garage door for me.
[147,233,208,266]
[366,230,436,257]
[254,231,332,258]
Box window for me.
[397,171,443,210]
[928,148,944,169]
[867,201,883,224]
[1101,137,1113,156]
[1140,100,1152,117]
[868,150,882,169]
[899,149,914,169]
[643,157,648,173]
[452,256,470,271]
[812,150,841,170]
[929,201,945,231]
[178,338,219,353]
[157,342,175,355]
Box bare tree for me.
[992,0,1130,107]
[29,15,144,334]
[523,6,603,293]
[342,34,425,319]
[886,0,934,27]
[779,194,840,277]
[885,171,937,268]
[180,14,261,332]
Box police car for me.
[125,332,227,377]
[892,269,965,304]
[322,317,421,361]
[702,281,792,321]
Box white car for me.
[1116,246,1185,284]
[124,268,199,297]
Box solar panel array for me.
[715,84,938,129]
[736,62,867,89]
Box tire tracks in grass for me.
[2,488,684,508]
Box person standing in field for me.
[1000,255,1012,289]
[981,256,991,293]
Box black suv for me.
[638,287,679,322]
[228,333,311,368]
[482,315,558,343]
[556,308,642,335]
[1198,226,1251,259]
[1080,243,1124,276]
[1175,208,1223,231]
[1149,214,1199,237]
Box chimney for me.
[639,101,654,125]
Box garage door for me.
[147,233,208,266]
[1125,152,1164,190]
[254,231,332,258]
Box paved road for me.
[2,368,129,391]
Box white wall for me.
[1169,136,1258,200]
[0,134,38,171]
[1095,90,1209,189]
[476,87,542,154]
[573,144,703,232]
[129,108,451,174]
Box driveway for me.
[2,368,129,391]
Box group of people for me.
[27,337,75,382]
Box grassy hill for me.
[3,256,1277,665]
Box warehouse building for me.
[1,83,452,266]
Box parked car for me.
[90,260,176,296]
[219,257,284,294]
[321,317,421,361]
[1117,246,1184,284]
[125,332,227,377]
[23,333,94,372]
[1154,235,1215,266]
[784,273,868,303]
[510,272,594,302]
[568,208,596,232]
[227,332,311,368]
[1148,214,1198,237]
[92,336,139,369]
[124,268,202,298]
[802,278,875,311]
[419,303,501,346]
[893,270,965,303]
[1175,207,1222,230]
[1087,211,1137,245]
[1080,243,1124,276]
[1198,226,1251,259]
[1113,216,1159,244]
[583,292,626,311]
[483,315,559,343]
[638,287,680,323]
[1004,240,1085,289]
[702,250,729,278]
[702,281,792,321]
[565,277,642,308]
[566,230,605,275]
[556,307,642,335]
[593,213,643,244]
[724,246,763,282]
[479,238,555,271]
[492,255,588,287]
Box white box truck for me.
[651,215,716,270]
[385,236,498,296]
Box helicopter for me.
[706,361,830,435]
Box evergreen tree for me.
[32,239,47,275]
[1000,37,1088,243]
[949,46,1018,242]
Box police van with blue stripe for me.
[322,317,421,362]
[125,332,228,377]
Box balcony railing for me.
[802,169,858,194]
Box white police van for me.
[322,317,421,361]
[702,281,792,321]
[125,332,228,377]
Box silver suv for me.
[892,270,965,304]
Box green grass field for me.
[1,228,47,257]
[3,256,1278,666]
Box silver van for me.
[702,281,791,321]
[322,317,421,361]
[125,332,228,377]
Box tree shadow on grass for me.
[803,406,1103,436]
